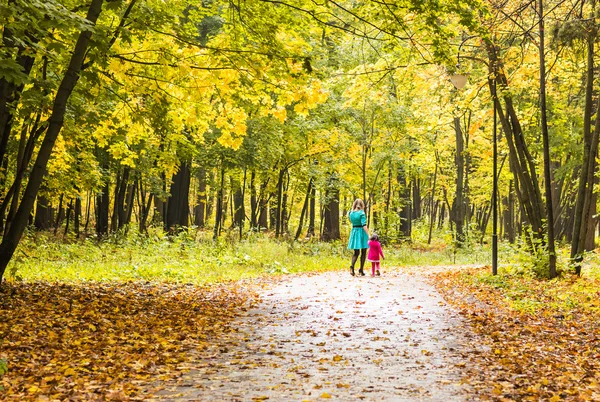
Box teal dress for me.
[347,210,368,250]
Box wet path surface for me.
[155,271,472,401]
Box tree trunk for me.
[321,174,340,241]
[233,179,244,229]
[295,178,313,241]
[571,7,599,274]
[194,169,207,228]
[307,182,316,237]
[0,0,105,280]
[34,194,54,230]
[250,171,258,229]
[538,0,557,278]
[213,164,225,240]
[487,41,545,242]
[74,196,81,237]
[427,160,438,245]
[96,183,110,236]
[166,161,191,231]
[452,117,466,246]
[412,178,422,219]
[397,167,411,238]
[275,168,285,237]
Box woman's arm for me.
[360,212,369,236]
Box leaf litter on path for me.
[0,280,259,400]
[152,270,477,401]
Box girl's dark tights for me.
[351,249,367,270]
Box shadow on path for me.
[153,270,474,401]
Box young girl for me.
[367,234,384,276]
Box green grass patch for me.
[6,229,492,284]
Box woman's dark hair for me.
[370,233,379,241]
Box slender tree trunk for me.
[213,164,225,240]
[194,169,207,228]
[398,168,411,238]
[250,171,258,229]
[295,178,313,241]
[427,160,438,245]
[452,117,466,246]
[571,3,599,274]
[64,200,73,236]
[275,168,285,237]
[307,181,316,237]
[74,196,81,237]
[538,0,557,278]
[0,0,105,280]
[54,194,64,235]
[487,40,545,240]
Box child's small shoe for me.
[376,270,381,276]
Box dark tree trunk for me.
[275,168,286,237]
[503,181,516,243]
[571,11,600,274]
[258,184,269,231]
[307,182,316,237]
[54,194,64,235]
[74,196,81,237]
[213,165,225,240]
[233,179,244,229]
[412,178,422,219]
[321,174,340,241]
[194,169,207,228]
[427,160,438,245]
[117,167,131,229]
[34,194,54,230]
[397,167,411,238]
[538,0,557,278]
[64,200,73,236]
[166,162,191,231]
[124,182,135,228]
[250,171,258,229]
[295,178,313,241]
[96,183,110,236]
[452,117,466,246]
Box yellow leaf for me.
[320,392,332,399]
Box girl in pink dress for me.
[367,234,384,276]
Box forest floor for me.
[149,268,482,401]
[3,261,599,400]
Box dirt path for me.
[153,270,474,401]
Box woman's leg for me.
[358,248,367,275]
[350,249,359,275]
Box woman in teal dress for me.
[347,198,370,276]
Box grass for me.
[5,228,492,284]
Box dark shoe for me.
[358,268,365,276]
[350,266,355,276]
[376,270,381,276]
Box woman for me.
[347,198,369,276]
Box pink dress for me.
[367,240,384,262]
